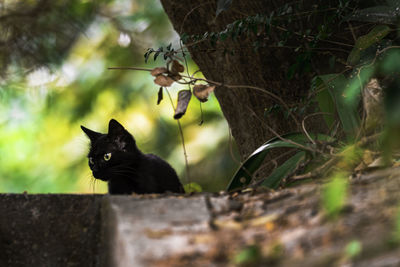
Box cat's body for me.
[81,119,184,194]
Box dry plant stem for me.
[302,115,316,145]
[223,84,301,129]
[259,148,299,172]
[302,112,333,145]
[244,105,321,154]
[274,25,353,48]
[347,22,357,42]
[108,66,301,129]
[250,148,302,188]
[291,156,339,181]
[357,132,381,147]
[309,66,353,97]
[179,2,213,34]
[357,46,400,71]
[178,6,347,52]
[164,88,191,184]
[179,45,350,54]
[291,133,382,181]
[355,68,367,141]
[351,46,400,140]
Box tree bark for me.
[160,0,343,170]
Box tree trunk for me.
[160,0,343,172]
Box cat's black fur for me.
[81,119,184,194]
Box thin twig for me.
[290,156,338,181]
[164,88,190,184]
[108,66,301,129]
[356,132,381,147]
[109,63,323,155]
[179,2,213,34]
[290,132,382,181]
[302,112,333,145]
[244,105,321,154]
[347,22,357,42]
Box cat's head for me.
[81,119,138,181]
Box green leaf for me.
[381,48,400,74]
[392,208,400,244]
[345,240,362,258]
[347,6,400,24]
[233,245,261,265]
[226,133,333,191]
[313,77,335,129]
[144,48,154,63]
[321,172,348,219]
[347,25,391,65]
[261,151,306,189]
[153,51,161,61]
[216,0,233,17]
[387,0,400,7]
[287,63,298,80]
[316,74,360,138]
[180,33,189,44]
[184,182,202,193]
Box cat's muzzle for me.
[92,171,108,181]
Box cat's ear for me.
[108,119,127,137]
[108,119,135,150]
[81,126,102,142]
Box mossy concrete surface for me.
[2,169,400,266]
[0,194,103,267]
[101,196,211,267]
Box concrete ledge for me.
[0,194,102,267]
[2,169,400,266]
[101,196,211,267]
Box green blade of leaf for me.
[347,6,400,24]
[184,182,202,193]
[261,151,306,189]
[387,0,400,7]
[347,25,391,65]
[313,77,335,129]
[322,172,348,219]
[226,133,333,191]
[316,74,360,138]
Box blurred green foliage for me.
[233,245,262,265]
[345,240,362,259]
[0,0,238,193]
[321,172,348,219]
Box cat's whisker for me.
[84,173,96,193]
[90,176,96,193]
[92,177,98,193]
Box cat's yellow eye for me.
[89,157,94,165]
[104,153,112,161]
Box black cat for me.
[81,119,184,194]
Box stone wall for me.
[1,169,400,266]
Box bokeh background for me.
[0,0,239,193]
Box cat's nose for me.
[91,165,99,172]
